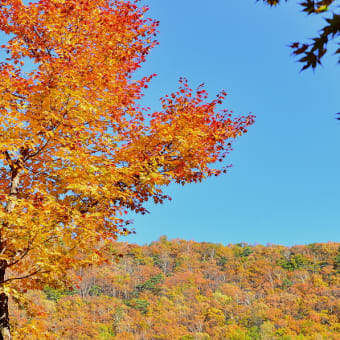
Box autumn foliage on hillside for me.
[0,0,254,337]
[10,239,340,339]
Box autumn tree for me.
[7,240,340,338]
[0,0,254,338]
[257,0,340,70]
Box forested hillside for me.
[10,239,340,339]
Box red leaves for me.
[139,78,255,186]
[0,1,254,323]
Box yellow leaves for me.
[315,5,329,13]
[0,285,21,301]
[44,130,54,139]
[0,1,254,326]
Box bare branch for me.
[2,268,42,284]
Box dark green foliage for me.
[135,273,164,295]
[278,254,309,270]
[89,284,103,296]
[233,244,254,259]
[334,246,340,273]
[282,278,293,288]
[240,247,253,258]
[152,255,161,267]
[217,256,228,268]
[43,286,77,302]
[125,298,150,314]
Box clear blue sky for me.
[2,1,338,246]
[123,0,340,246]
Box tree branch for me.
[2,268,42,284]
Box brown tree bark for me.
[0,156,21,340]
[0,261,10,340]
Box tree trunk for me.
[0,263,10,340]
[0,159,21,340]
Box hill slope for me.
[11,238,340,339]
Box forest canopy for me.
[10,239,340,339]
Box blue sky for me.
[123,0,340,246]
[1,1,338,246]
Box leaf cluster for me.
[258,0,340,70]
[0,0,254,304]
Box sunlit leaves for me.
[9,240,340,338]
[0,0,253,329]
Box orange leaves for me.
[0,0,254,327]
[7,240,337,338]
[143,78,254,184]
